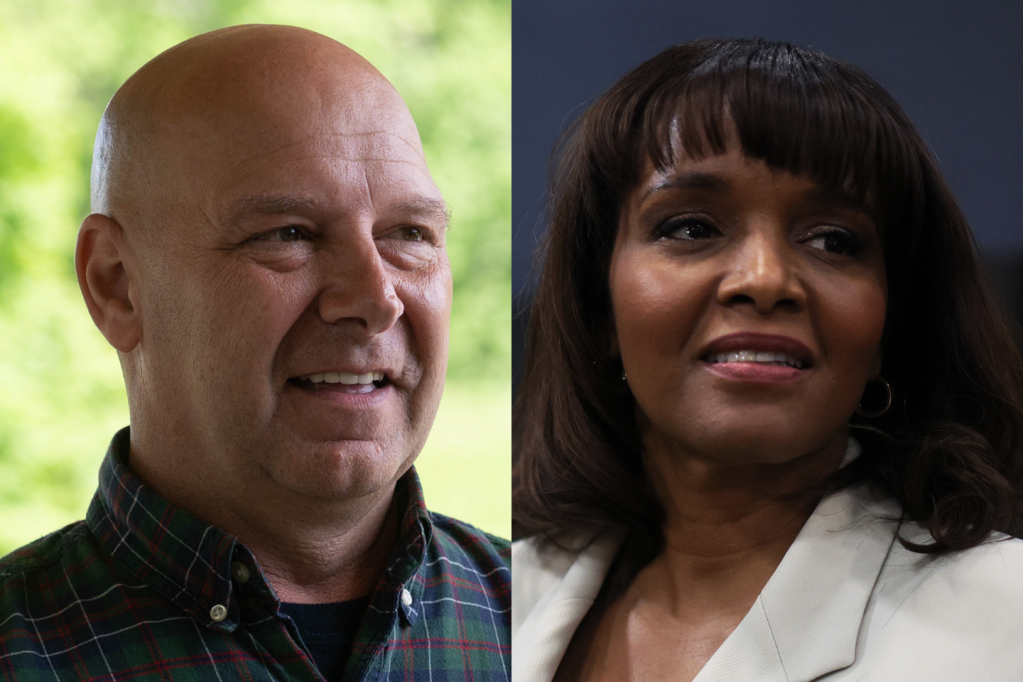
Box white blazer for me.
[513,483,1023,681]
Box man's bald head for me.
[91,25,423,239]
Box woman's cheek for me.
[611,249,713,384]
[817,277,887,377]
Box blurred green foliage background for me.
[0,0,510,553]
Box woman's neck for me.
[641,427,849,614]
[554,431,850,682]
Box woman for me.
[512,38,1023,681]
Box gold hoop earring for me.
[856,377,892,418]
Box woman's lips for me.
[700,332,815,384]
[704,361,805,384]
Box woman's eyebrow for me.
[646,172,727,198]
[803,186,874,219]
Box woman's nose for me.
[716,229,806,314]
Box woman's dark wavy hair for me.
[513,38,1023,575]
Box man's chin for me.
[265,439,412,501]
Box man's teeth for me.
[298,371,385,384]
[710,351,803,368]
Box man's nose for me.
[716,228,806,314]
[317,238,403,334]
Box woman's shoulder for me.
[856,529,1023,674]
[512,534,585,581]
[511,531,622,636]
[838,482,1023,605]
[885,524,1023,600]
[902,530,1023,592]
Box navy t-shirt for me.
[280,596,372,681]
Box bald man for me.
[0,25,510,681]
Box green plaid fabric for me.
[0,428,510,681]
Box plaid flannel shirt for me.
[0,428,511,681]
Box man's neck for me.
[238,489,400,603]
[126,431,405,604]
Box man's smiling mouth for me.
[289,371,389,394]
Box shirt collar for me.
[86,427,435,631]
[379,454,434,627]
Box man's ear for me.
[76,214,141,353]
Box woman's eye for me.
[657,218,719,241]
[805,230,862,256]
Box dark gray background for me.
[512,0,1023,387]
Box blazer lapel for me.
[512,533,623,682]
[690,595,791,681]
[695,486,900,682]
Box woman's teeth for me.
[298,371,385,385]
[709,351,803,368]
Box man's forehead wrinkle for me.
[211,154,435,219]
[317,129,426,159]
[214,133,429,181]
[219,117,427,156]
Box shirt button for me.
[230,561,251,584]
[401,588,413,607]
[209,604,228,622]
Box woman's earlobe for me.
[871,349,884,378]
[76,214,141,353]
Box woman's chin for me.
[648,419,849,469]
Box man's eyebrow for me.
[391,198,452,230]
[224,194,450,228]
[226,193,322,219]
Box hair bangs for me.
[635,40,924,226]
